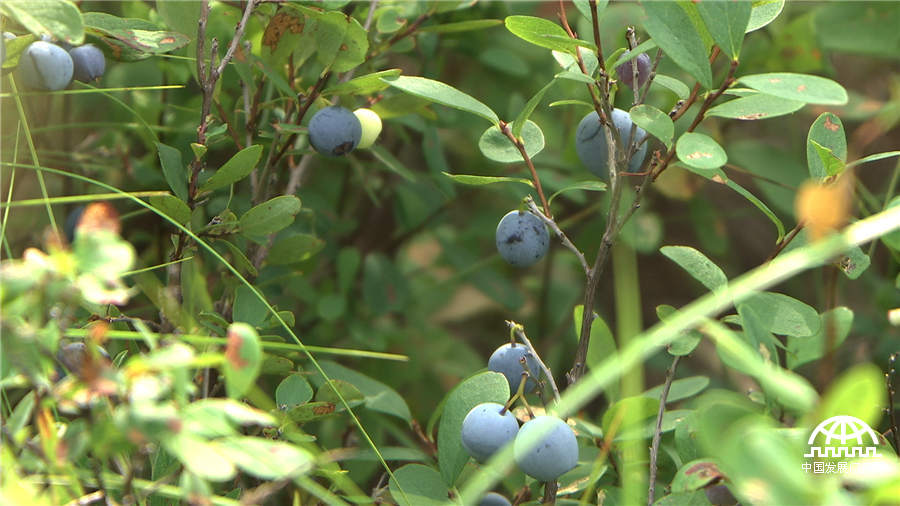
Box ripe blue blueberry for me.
[514,416,578,482]
[461,402,519,463]
[575,108,648,178]
[489,343,540,394]
[495,210,549,268]
[69,44,106,82]
[308,106,362,156]
[616,52,651,90]
[479,492,512,506]
[17,41,73,91]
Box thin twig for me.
[541,480,558,505]
[506,320,561,403]
[524,196,589,276]
[647,356,681,505]
[587,0,605,73]
[765,221,805,262]
[500,121,550,216]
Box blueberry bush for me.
[2,1,900,505]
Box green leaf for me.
[676,133,727,171]
[164,434,236,482]
[442,172,533,188]
[315,379,365,408]
[739,73,848,105]
[747,0,785,32]
[740,292,821,337]
[275,373,314,409]
[642,2,713,89]
[630,104,674,148]
[233,285,266,328]
[478,121,545,163]
[418,19,503,34]
[0,0,83,45]
[811,364,884,427]
[148,195,190,226]
[657,305,703,356]
[504,15,585,55]
[286,402,337,423]
[573,0,608,22]
[660,245,728,291]
[267,234,325,265]
[156,142,188,202]
[437,371,509,486]
[331,15,368,73]
[548,181,608,205]
[671,460,724,492]
[653,74,691,100]
[786,307,853,370]
[809,140,846,178]
[573,305,619,402]
[199,145,264,193]
[214,239,257,277]
[381,75,498,124]
[644,376,710,403]
[554,70,595,84]
[548,99,594,109]
[389,464,457,506]
[223,323,263,400]
[238,196,302,242]
[216,437,313,480]
[312,360,412,422]
[836,245,870,280]
[83,12,189,61]
[323,69,402,96]
[806,112,847,180]
[706,93,805,120]
[512,80,556,138]
[696,1,751,59]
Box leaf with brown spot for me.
[222,322,262,399]
[263,11,305,51]
[672,459,725,492]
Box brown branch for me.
[500,121,550,216]
[506,320,561,402]
[651,51,735,181]
[765,221,805,262]
[588,0,605,73]
[888,353,900,455]
[647,356,681,505]
[215,100,245,150]
[365,10,432,62]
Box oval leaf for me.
[739,73,848,105]
[504,15,585,55]
[706,93,805,120]
[806,112,846,180]
[223,322,262,399]
[275,374,314,409]
[389,464,456,506]
[660,245,728,291]
[642,2,713,89]
[478,120,545,163]
[217,436,313,480]
[696,0,751,59]
[437,371,509,486]
[149,195,191,225]
[0,0,84,44]
[630,104,674,148]
[676,132,727,170]
[442,172,533,188]
[239,195,302,242]
[741,292,821,337]
[548,180,608,205]
[747,0,785,32]
[381,75,498,124]
[199,145,264,193]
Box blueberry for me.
[479,492,512,506]
[56,342,110,378]
[616,52,651,90]
[308,106,362,156]
[461,402,519,463]
[69,44,105,82]
[575,108,648,178]
[17,41,73,91]
[489,343,540,394]
[353,108,382,149]
[514,416,578,482]
[495,210,549,268]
